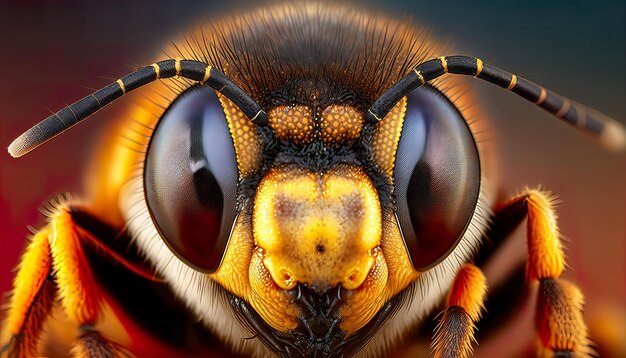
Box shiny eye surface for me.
[144,86,239,273]
[393,86,480,271]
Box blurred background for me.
[1,0,624,356]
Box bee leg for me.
[71,326,121,358]
[432,264,487,358]
[517,189,594,357]
[2,202,121,357]
[1,229,56,357]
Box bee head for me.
[9,3,623,357]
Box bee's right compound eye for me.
[144,86,239,273]
[393,87,481,271]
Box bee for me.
[1,3,624,357]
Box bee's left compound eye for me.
[393,87,481,271]
[144,86,238,273]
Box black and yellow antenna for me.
[366,55,625,151]
[8,59,268,158]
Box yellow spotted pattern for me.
[371,97,408,176]
[268,105,314,145]
[320,105,364,144]
[218,95,263,175]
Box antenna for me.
[8,59,267,158]
[366,56,625,151]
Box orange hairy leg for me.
[0,200,146,357]
[522,190,592,357]
[429,188,592,357]
[489,189,593,357]
[1,229,56,357]
[432,264,487,358]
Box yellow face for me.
[205,98,419,337]
[79,51,484,358]
[253,164,382,293]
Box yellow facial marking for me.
[209,209,299,333]
[268,105,314,145]
[218,95,263,175]
[371,96,408,176]
[320,105,364,144]
[253,165,382,292]
[338,249,388,333]
[208,214,254,298]
[268,104,365,145]
[339,209,419,334]
[248,249,299,330]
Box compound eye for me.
[393,86,480,271]
[144,86,238,273]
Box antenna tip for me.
[8,138,25,158]
[599,120,626,152]
[8,125,52,158]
